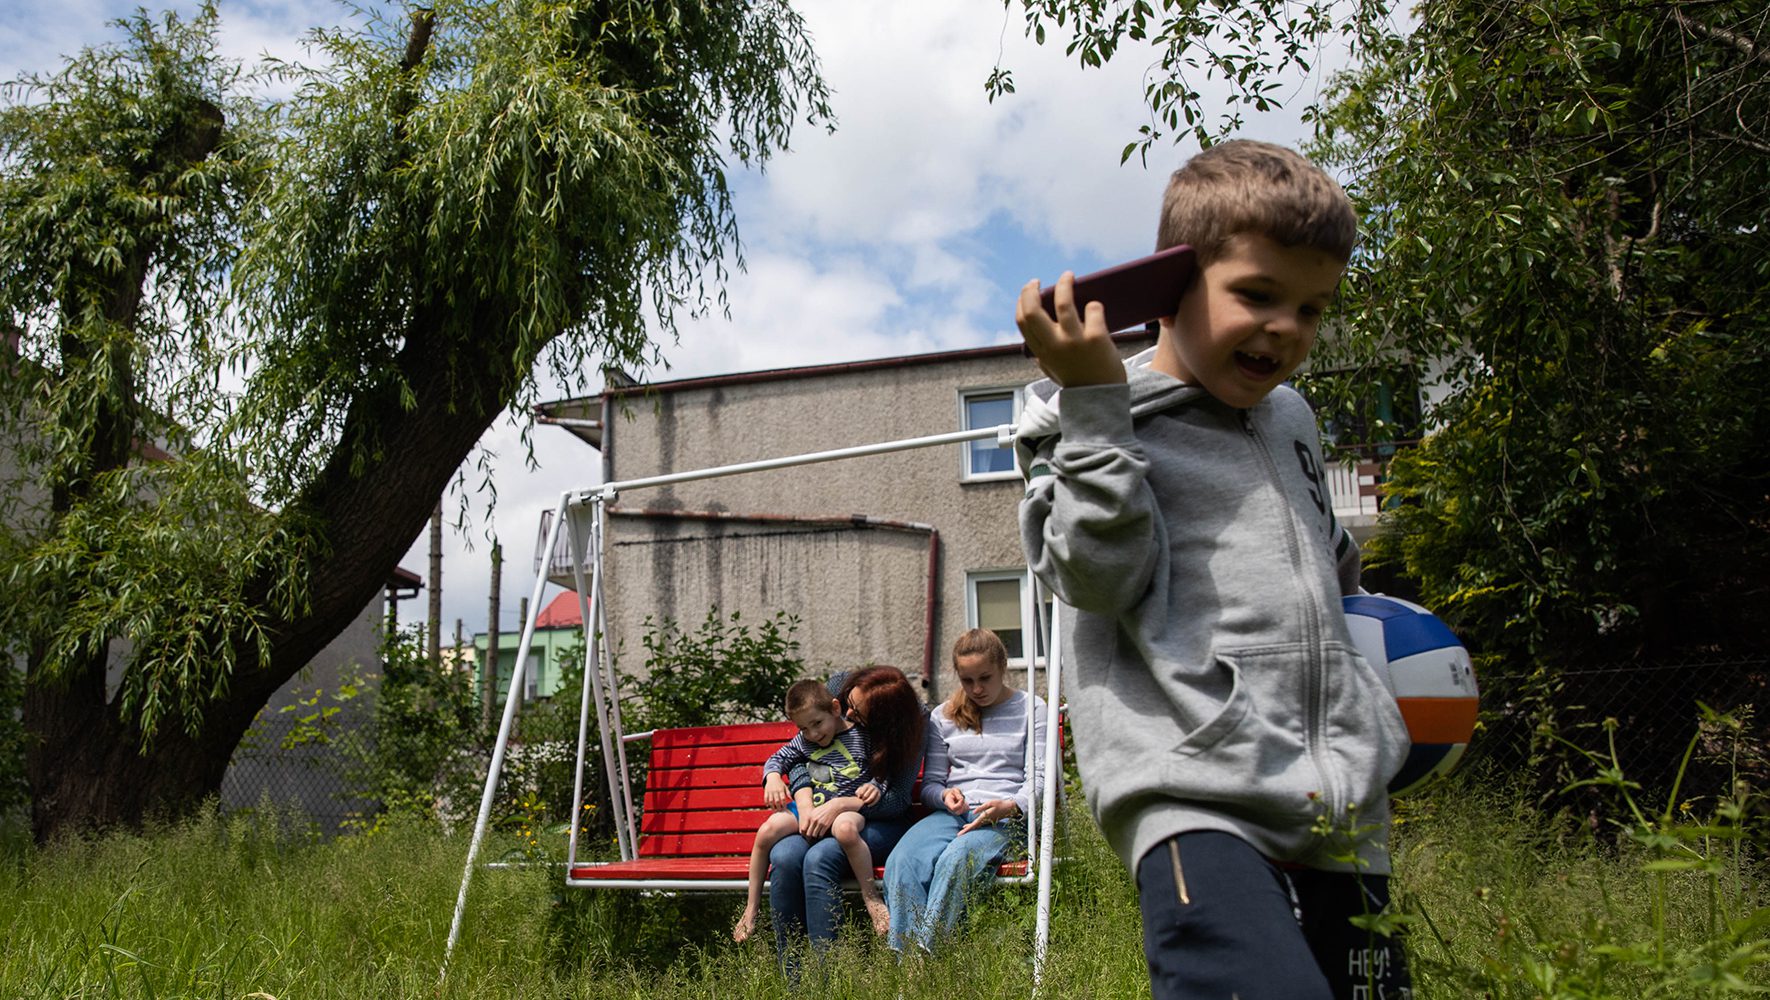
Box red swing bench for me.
[566,720,1031,889]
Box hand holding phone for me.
[1036,244,1196,333]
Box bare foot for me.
[733,908,756,943]
[864,894,890,936]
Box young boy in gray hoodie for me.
[1014,140,1413,999]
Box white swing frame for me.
[441,421,1068,984]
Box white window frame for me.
[958,386,1022,483]
[965,569,1040,667]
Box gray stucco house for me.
[535,333,1152,698]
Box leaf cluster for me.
[0,452,321,741]
[0,3,262,462]
[628,607,804,731]
[992,0,1395,155]
[344,625,481,825]
[229,0,833,502]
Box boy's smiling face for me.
[790,700,845,748]
[1152,232,1345,408]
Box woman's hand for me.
[942,787,967,815]
[958,798,1019,835]
[800,797,861,839]
[763,773,789,809]
[856,782,881,807]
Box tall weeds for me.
[1398,707,1769,997]
[2,721,1763,998]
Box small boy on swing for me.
[733,679,890,943]
[1015,140,1414,998]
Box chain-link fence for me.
[220,702,378,835]
[1447,655,1770,808]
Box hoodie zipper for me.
[1239,409,1341,826]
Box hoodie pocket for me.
[1322,641,1412,795]
[1170,655,1251,758]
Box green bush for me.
[628,608,804,731]
[346,626,485,833]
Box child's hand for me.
[763,773,789,809]
[1016,273,1126,388]
[942,787,967,815]
[856,782,881,806]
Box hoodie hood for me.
[1014,346,1208,477]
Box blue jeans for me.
[882,808,1015,953]
[768,816,908,966]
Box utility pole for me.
[483,542,501,732]
[517,596,530,701]
[451,617,464,684]
[428,500,443,668]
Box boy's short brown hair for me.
[785,678,832,715]
[1157,140,1357,264]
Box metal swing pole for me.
[442,493,566,979]
[1032,581,1065,990]
[565,498,633,865]
[1019,570,1041,870]
[564,509,596,869]
[596,495,640,849]
[579,423,1014,502]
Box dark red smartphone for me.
[1038,244,1197,333]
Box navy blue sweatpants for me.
[1135,831,1412,999]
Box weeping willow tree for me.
[0,0,829,841]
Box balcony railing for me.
[1326,457,1384,520]
[1325,441,1415,522]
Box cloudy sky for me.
[1,0,1330,639]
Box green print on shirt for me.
[807,738,862,805]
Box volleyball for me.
[1342,594,1479,796]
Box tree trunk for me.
[22,98,241,842]
[25,670,237,837]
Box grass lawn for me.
[1,784,1764,998]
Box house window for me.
[967,570,1033,662]
[960,389,1020,481]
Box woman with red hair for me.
[765,664,926,970]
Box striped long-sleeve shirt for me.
[919,687,1046,817]
[765,724,881,805]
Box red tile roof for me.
[534,591,584,629]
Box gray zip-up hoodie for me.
[1016,350,1409,875]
